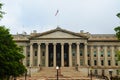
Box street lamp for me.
[29,66,31,77]
[25,70,27,80]
[88,66,89,77]
[90,67,92,80]
[56,66,59,80]
[109,69,112,80]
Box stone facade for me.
[13,27,120,76]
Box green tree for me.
[0,2,5,19]
[0,2,26,80]
[0,26,26,80]
[114,13,120,63]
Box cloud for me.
[0,0,120,34]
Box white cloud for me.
[0,0,120,34]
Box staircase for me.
[32,67,91,80]
[17,67,98,80]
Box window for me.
[35,51,37,56]
[108,60,111,66]
[80,50,83,56]
[88,53,90,57]
[72,52,75,56]
[80,59,84,66]
[115,60,118,66]
[27,60,30,66]
[94,70,98,75]
[101,51,104,57]
[42,51,45,56]
[107,51,111,57]
[102,70,104,76]
[27,52,30,57]
[88,60,90,66]
[94,60,97,66]
[116,70,119,75]
[101,60,104,66]
[94,51,97,57]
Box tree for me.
[114,13,120,63]
[0,2,5,20]
[0,2,26,80]
[0,26,26,80]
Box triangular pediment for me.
[38,31,81,38]
[30,27,88,39]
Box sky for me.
[0,0,120,34]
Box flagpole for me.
[55,9,59,27]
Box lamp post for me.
[25,70,27,80]
[56,66,59,80]
[88,66,89,77]
[110,71,113,80]
[90,68,92,80]
[29,66,31,77]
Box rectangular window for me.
[27,52,30,57]
[117,70,119,75]
[35,51,37,56]
[108,60,111,66]
[94,51,97,57]
[94,70,98,75]
[80,50,83,56]
[101,60,104,66]
[108,51,111,57]
[27,60,30,66]
[42,51,45,56]
[80,59,83,66]
[72,52,75,56]
[115,60,118,66]
[94,60,97,66]
[88,60,90,66]
[101,51,104,57]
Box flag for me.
[55,10,59,16]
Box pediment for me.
[30,27,88,39]
[37,31,81,38]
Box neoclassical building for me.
[13,27,120,76]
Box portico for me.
[29,41,88,67]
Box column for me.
[69,43,72,67]
[90,46,94,66]
[30,43,33,67]
[97,46,101,66]
[45,43,49,67]
[23,45,27,66]
[118,47,120,66]
[111,46,115,66]
[76,42,80,66]
[104,46,108,66]
[84,42,88,66]
[37,43,41,66]
[53,43,56,67]
[61,43,64,67]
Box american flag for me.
[55,10,59,16]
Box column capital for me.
[61,43,64,45]
[76,42,80,45]
[45,43,49,45]
[84,42,88,45]
[53,43,57,45]
[37,43,41,45]
[69,42,72,45]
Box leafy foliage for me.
[117,13,120,19]
[0,2,5,19]
[0,26,26,79]
[114,26,120,40]
[114,13,120,62]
